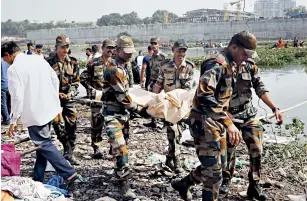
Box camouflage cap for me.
[102,39,116,47]
[150,37,160,43]
[116,36,136,54]
[231,31,259,60]
[56,34,70,46]
[173,39,188,49]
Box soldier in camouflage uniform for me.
[80,39,116,159]
[145,37,168,128]
[46,35,80,165]
[153,39,195,173]
[172,31,260,201]
[101,36,148,199]
[219,59,283,200]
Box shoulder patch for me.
[185,60,195,68]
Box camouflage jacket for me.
[46,54,80,97]
[149,52,168,81]
[80,56,111,91]
[102,56,137,110]
[229,60,268,109]
[191,51,237,128]
[125,59,134,87]
[154,59,195,93]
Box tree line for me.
[1,19,94,36]
[2,10,179,36]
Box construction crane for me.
[163,11,168,24]
[230,0,244,20]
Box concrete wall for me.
[27,18,307,44]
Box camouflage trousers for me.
[52,100,77,150]
[147,79,157,92]
[103,110,130,172]
[90,103,104,151]
[223,120,264,183]
[188,117,227,201]
[166,122,183,158]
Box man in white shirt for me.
[2,41,79,185]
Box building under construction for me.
[176,8,255,23]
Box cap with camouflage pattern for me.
[231,31,259,60]
[56,34,70,47]
[150,37,160,44]
[173,39,188,49]
[116,36,136,54]
[102,39,116,47]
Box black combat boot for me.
[143,118,157,128]
[171,175,194,201]
[165,156,174,170]
[173,156,184,173]
[64,141,79,166]
[247,181,268,201]
[92,146,103,159]
[219,177,231,194]
[120,180,136,200]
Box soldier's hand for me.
[66,93,72,100]
[227,124,242,146]
[59,93,67,99]
[274,109,283,125]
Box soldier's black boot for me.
[143,118,157,128]
[120,180,136,201]
[165,156,174,170]
[173,156,184,173]
[171,175,194,201]
[64,141,79,166]
[92,146,103,159]
[247,181,268,200]
[219,177,231,194]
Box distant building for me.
[176,9,254,23]
[254,0,296,18]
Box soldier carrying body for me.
[101,36,149,199]
[80,39,116,158]
[153,39,195,173]
[172,31,259,201]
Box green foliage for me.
[285,117,305,136]
[1,19,93,36]
[78,60,88,69]
[96,10,179,26]
[257,48,307,68]
[285,5,307,16]
[117,32,131,38]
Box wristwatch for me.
[272,107,280,113]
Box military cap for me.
[56,34,70,46]
[173,39,188,49]
[116,36,136,54]
[150,37,160,43]
[35,44,43,48]
[102,39,116,47]
[231,31,259,60]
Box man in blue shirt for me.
[140,45,153,89]
[1,58,11,125]
[27,42,34,55]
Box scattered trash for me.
[104,169,114,175]
[231,177,241,183]
[147,152,165,165]
[183,158,200,170]
[95,196,117,201]
[279,167,287,177]
[287,194,307,201]
[236,159,249,168]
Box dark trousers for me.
[1,88,11,124]
[28,122,76,182]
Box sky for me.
[1,0,307,22]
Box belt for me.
[229,102,252,114]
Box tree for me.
[285,5,307,16]
[117,32,131,38]
[151,10,179,24]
